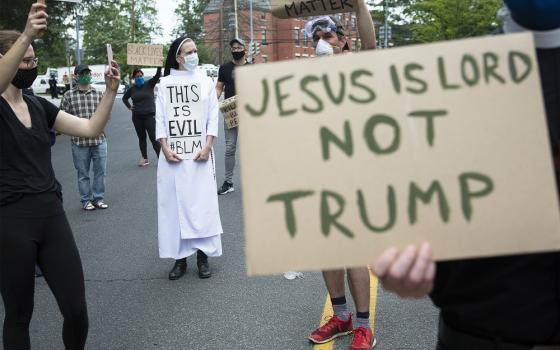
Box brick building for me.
[203,0,360,64]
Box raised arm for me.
[54,61,120,137]
[0,4,47,94]
[355,0,376,50]
[148,67,162,86]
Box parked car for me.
[32,75,65,95]
[91,81,125,94]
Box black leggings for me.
[0,195,88,350]
[132,114,160,159]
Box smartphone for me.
[106,44,113,67]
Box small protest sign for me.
[164,83,204,160]
[220,96,239,129]
[271,0,356,19]
[236,33,560,276]
[127,43,164,67]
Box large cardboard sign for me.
[164,83,204,160]
[236,33,560,276]
[271,0,356,18]
[127,43,164,67]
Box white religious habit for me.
[155,68,223,259]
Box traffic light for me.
[248,41,260,57]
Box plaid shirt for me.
[60,86,106,146]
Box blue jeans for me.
[71,142,107,204]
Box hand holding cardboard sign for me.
[24,3,48,39]
[193,147,211,162]
[373,242,436,299]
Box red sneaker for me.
[308,315,353,344]
[349,327,376,350]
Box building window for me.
[294,28,300,46]
[261,30,267,44]
[295,53,301,58]
[351,17,357,31]
[262,55,268,63]
[302,31,307,47]
[261,12,266,20]
[352,38,357,51]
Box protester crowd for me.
[1,1,559,349]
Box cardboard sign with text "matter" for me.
[271,0,356,18]
[127,43,163,67]
[236,33,560,276]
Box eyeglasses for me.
[22,57,39,68]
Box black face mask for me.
[11,67,38,90]
[232,51,245,61]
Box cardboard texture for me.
[236,33,560,276]
[220,96,239,129]
[164,83,203,160]
[271,0,357,18]
[127,43,163,67]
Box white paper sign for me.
[164,83,204,160]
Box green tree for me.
[403,0,502,43]
[0,0,75,73]
[173,0,213,63]
[82,0,161,75]
[173,0,210,40]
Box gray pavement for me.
[1,95,439,349]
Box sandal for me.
[83,201,95,211]
[93,200,109,209]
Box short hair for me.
[132,68,143,77]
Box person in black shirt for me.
[215,38,247,195]
[122,67,161,166]
[373,2,560,349]
[0,5,120,349]
[48,72,58,99]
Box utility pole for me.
[233,0,239,38]
[383,0,388,49]
[249,0,254,61]
[55,0,82,64]
[219,6,224,64]
[131,0,136,43]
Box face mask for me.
[11,67,38,89]
[135,76,145,87]
[77,75,92,85]
[232,50,245,61]
[315,39,334,57]
[182,53,199,71]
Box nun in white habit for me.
[155,36,223,280]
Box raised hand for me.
[23,3,48,39]
[104,60,121,93]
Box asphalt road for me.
[0,95,439,350]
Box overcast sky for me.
[154,0,177,44]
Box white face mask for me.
[315,39,334,57]
[182,53,199,71]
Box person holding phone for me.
[0,3,121,348]
[60,63,110,211]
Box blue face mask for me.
[135,76,145,87]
